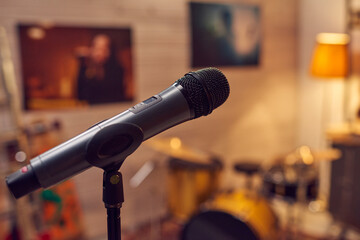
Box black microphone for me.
[6,67,230,199]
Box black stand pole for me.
[85,123,144,240]
[103,169,124,240]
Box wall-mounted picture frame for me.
[18,24,134,110]
[190,2,261,67]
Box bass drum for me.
[181,190,279,240]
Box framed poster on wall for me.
[190,2,261,67]
[18,24,134,110]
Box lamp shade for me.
[310,33,350,78]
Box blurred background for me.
[1,0,360,239]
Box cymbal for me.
[145,137,210,164]
[284,146,341,165]
[312,149,341,161]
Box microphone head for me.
[176,67,230,118]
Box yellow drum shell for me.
[183,190,279,240]
[167,157,222,221]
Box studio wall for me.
[298,0,346,208]
[0,0,298,238]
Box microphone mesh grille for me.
[176,68,230,118]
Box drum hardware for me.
[129,160,165,240]
[262,163,319,203]
[261,147,319,239]
[262,146,340,203]
[233,161,260,191]
[261,146,341,239]
[129,161,156,188]
[180,146,340,240]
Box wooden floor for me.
[122,217,182,240]
[117,204,360,240]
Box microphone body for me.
[6,68,230,198]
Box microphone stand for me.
[103,169,124,240]
[85,123,144,240]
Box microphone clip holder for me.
[85,123,144,240]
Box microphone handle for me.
[7,84,192,197]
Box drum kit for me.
[143,138,340,240]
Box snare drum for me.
[182,190,279,240]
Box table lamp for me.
[310,33,349,79]
[309,33,351,127]
[309,33,351,213]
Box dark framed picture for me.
[18,24,134,110]
[190,2,261,67]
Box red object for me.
[21,166,28,173]
[38,232,51,240]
